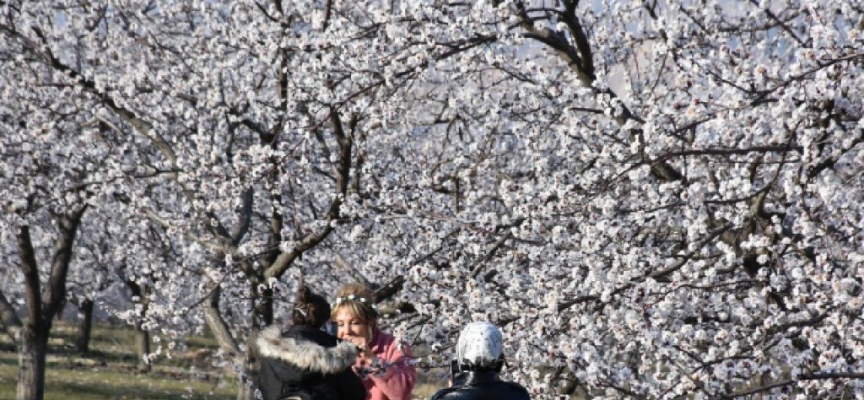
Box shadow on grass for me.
[57,380,230,400]
[81,348,138,363]
[0,356,17,367]
[54,381,142,398]
[38,341,138,362]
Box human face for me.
[333,308,371,346]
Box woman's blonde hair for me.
[331,283,378,324]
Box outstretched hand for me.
[345,335,375,363]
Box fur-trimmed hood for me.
[257,326,359,374]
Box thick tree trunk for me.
[134,324,151,372]
[201,281,249,399]
[237,390,255,400]
[74,299,93,354]
[15,208,86,400]
[54,297,66,322]
[236,380,256,400]
[16,324,48,400]
[125,280,152,372]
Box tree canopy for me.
[2,0,863,399]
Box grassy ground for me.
[0,323,235,400]
[413,370,446,399]
[0,323,447,400]
[5,323,833,400]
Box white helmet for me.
[456,321,504,369]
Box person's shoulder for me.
[299,327,339,347]
[429,387,460,400]
[281,325,339,347]
[498,381,530,399]
[375,329,397,344]
[372,330,412,354]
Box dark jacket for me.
[430,371,531,400]
[257,325,366,400]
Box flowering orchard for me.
[2,0,863,399]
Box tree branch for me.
[561,0,594,78]
[512,1,681,181]
[17,226,43,331]
[333,253,372,287]
[747,0,805,46]
[41,206,88,322]
[230,188,254,245]
[24,24,237,241]
[374,276,406,303]
[141,207,231,254]
[265,110,353,279]
[657,145,804,160]
[202,282,241,357]
[470,232,513,278]
[714,371,864,400]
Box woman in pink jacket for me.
[331,283,416,400]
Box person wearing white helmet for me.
[430,322,531,400]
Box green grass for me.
[0,322,456,399]
[0,323,237,400]
[414,383,443,399]
[0,362,232,400]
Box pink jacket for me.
[352,328,416,400]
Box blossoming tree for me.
[2,0,863,399]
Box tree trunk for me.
[200,280,258,400]
[125,280,152,372]
[54,297,66,322]
[74,299,93,354]
[252,274,273,329]
[16,324,48,400]
[236,339,258,400]
[134,324,151,373]
[236,380,256,400]
[237,357,258,400]
[15,208,86,400]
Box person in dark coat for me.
[257,286,367,400]
[430,322,531,400]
